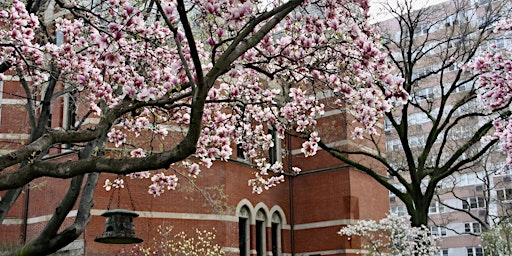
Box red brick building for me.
[0,72,389,255]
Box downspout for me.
[22,185,29,244]
[287,134,295,255]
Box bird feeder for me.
[94,209,143,244]
[95,176,143,244]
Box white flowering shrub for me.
[338,214,439,255]
[482,219,512,256]
[123,226,225,256]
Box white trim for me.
[91,209,239,222]
[1,75,32,81]
[322,109,345,117]
[295,249,367,255]
[3,209,242,225]
[235,199,255,219]
[314,89,336,100]
[293,219,358,230]
[254,202,270,225]
[269,205,287,225]
[0,99,26,105]
[22,210,79,224]
[1,218,23,225]
[221,247,239,253]
[60,239,84,252]
[81,118,100,125]
[291,140,378,155]
[0,133,31,140]
[5,208,353,234]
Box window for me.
[497,188,512,201]
[255,209,267,256]
[457,172,484,186]
[439,249,449,256]
[412,67,433,80]
[476,0,493,6]
[465,222,481,234]
[414,87,435,101]
[415,24,429,35]
[408,112,429,125]
[429,226,447,237]
[429,202,439,214]
[494,38,505,49]
[409,135,427,148]
[447,63,458,72]
[56,30,64,46]
[268,128,281,165]
[389,191,397,203]
[445,13,464,27]
[239,206,250,256]
[487,162,512,175]
[429,201,445,214]
[463,197,485,210]
[384,118,393,131]
[386,139,402,151]
[466,247,483,256]
[271,212,282,256]
[456,82,471,93]
[237,143,246,160]
[448,39,462,49]
[391,205,406,216]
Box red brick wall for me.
[0,76,389,255]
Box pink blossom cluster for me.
[247,173,285,194]
[469,20,512,163]
[301,131,320,157]
[2,0,407,195]
[148,173,178,197]
[103,178,125,191]
[0,0,48,84]
[127,171,151,179]
[107,128,127,147]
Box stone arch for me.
[254,202,270,226]
[269,205,287,226]
[235,199,254,218]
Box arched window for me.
[256,209,267,256]
[239,206,250,256]
[271,212,282,256]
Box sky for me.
[368,0,449,22]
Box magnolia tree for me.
[315,0,512,227]
[338,214,439,255]
[0,0,407,254]
[468,19,512,163]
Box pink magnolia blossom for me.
[1,0,407,195]
[103,178,125,191]
[469,19,512,164]
[148,173,178,197]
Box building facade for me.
[0,69,389,255]
[379,0,512,255]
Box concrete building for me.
[379,0,512,255]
